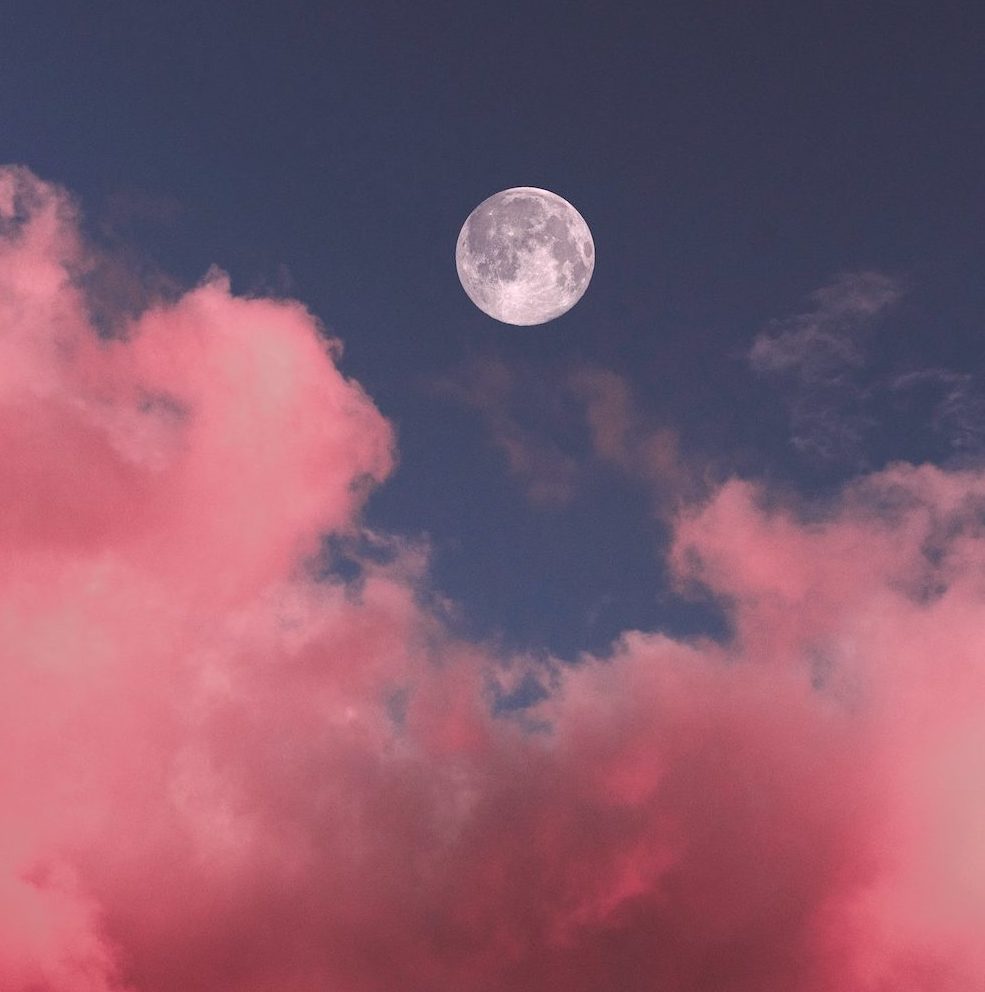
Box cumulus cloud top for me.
[3,167,985,991]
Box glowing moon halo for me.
[456,187,594,325]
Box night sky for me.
[3,3,985,990]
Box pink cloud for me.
[441,359,694,512]
[3,166,985,991]
[568,366,694,511]
[436,357,580,505]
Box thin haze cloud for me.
[890,368,985,456]
[751,273,985,469]
[4,168,985,991]
[435,357,581,506]
[440,359,695,513]
[748,272,901,463]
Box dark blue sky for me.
[4,1,984,656]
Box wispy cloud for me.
[890,368,985,455]
[751,272,985,468]
[439,359,696,512]
[436,357,581,505]
[749,271,901,463]
[749,271,900,380]
[568,366,695,510]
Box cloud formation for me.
[749,271,901,463]
[751,273,985,470]
[441,358,694,512]
[889,368,985,456]
[3,167,985,991]
[436,357,581,505]
[568,366,694,511]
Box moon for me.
[456,187,594,325]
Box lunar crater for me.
[456,187,594,325]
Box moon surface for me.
[456,187,594,325]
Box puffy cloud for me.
[3,166,985,991]
[0,165,399,990]
[668,464,985,986]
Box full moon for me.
[456,187,595,325]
